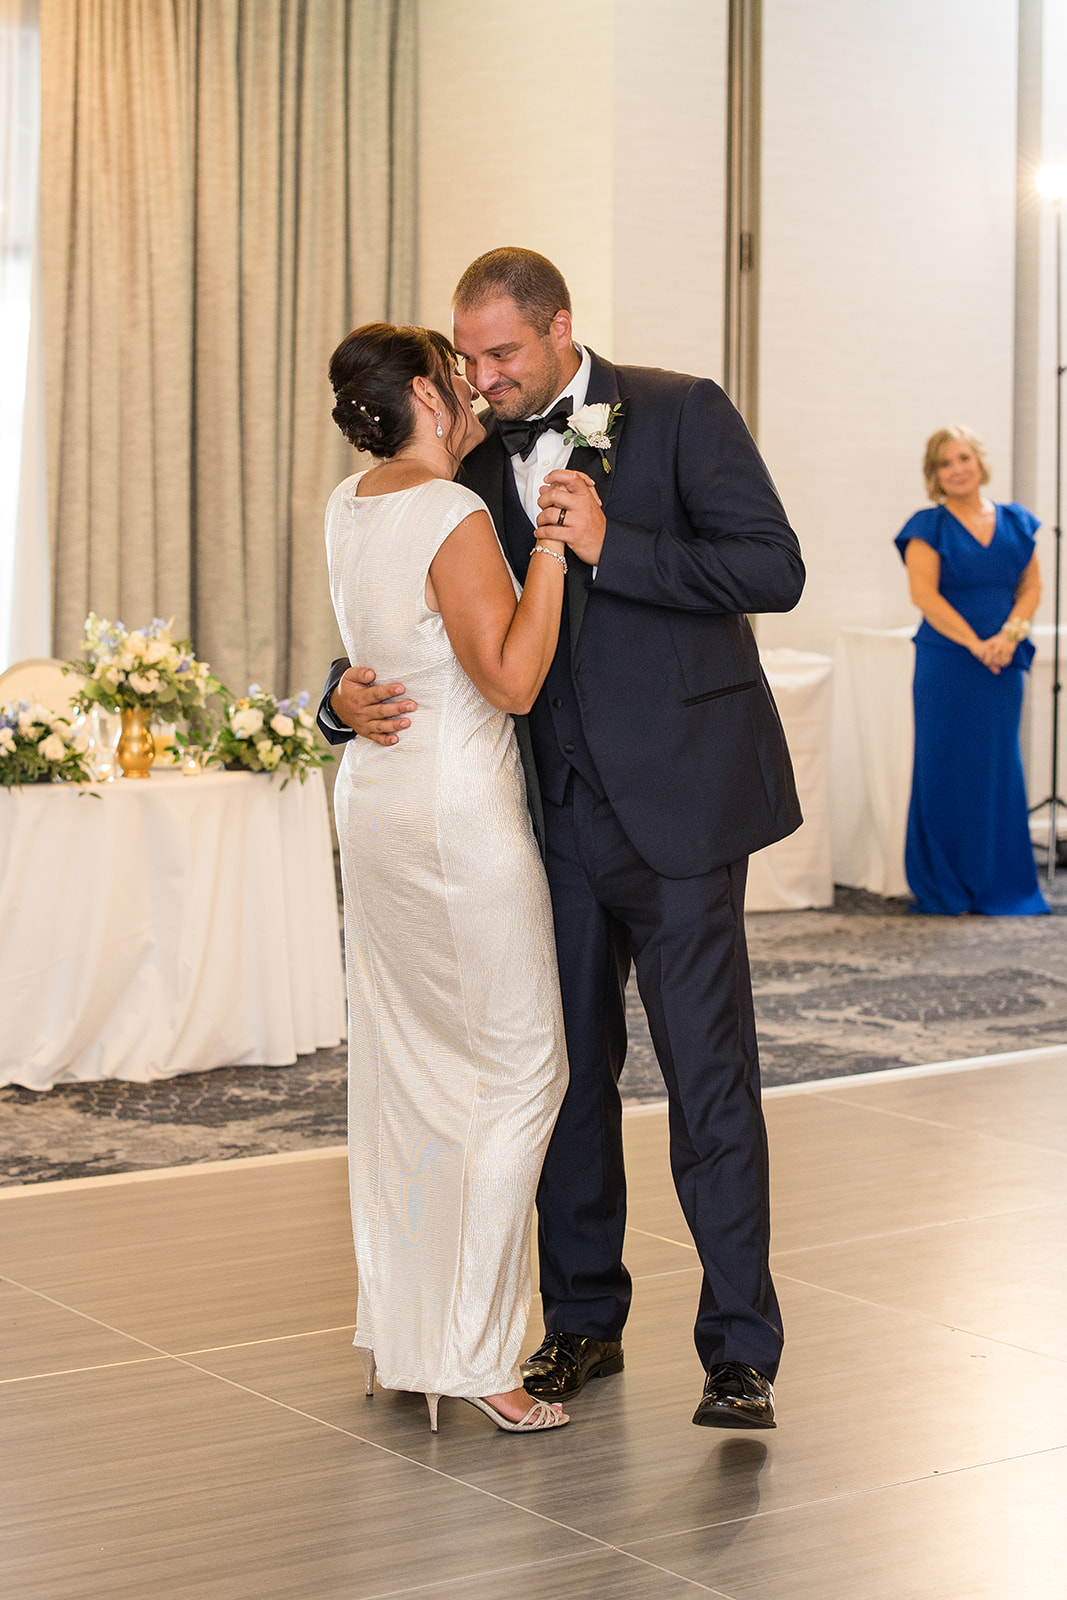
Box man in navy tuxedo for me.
[319,248,804,1429]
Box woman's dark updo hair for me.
[329,323,464,457]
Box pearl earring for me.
[435,411,444,438]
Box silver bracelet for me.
[532,544,568,573]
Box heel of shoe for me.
[356,1346,376,1397]
[425,1393,441,1432]
[597,1352,625,1380]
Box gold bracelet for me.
[532,544,568,573]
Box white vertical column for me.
[611,0,728,379]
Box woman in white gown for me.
[325,322,581,1434]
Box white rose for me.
[231,708,264,737]
[298,709,314,728]
[128,671,160,695]
[38,734,66,763]
[0,727,15,753]
[270,713,294,738]
[255,738,282,770]
[567,402,615,449]
[17,710,35,735]
[145,638,169,664]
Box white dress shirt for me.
[510,345,591,525]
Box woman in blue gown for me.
[895,425,1048,916]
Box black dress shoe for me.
[521,1332,624,1400]
[692,1361,776,1429]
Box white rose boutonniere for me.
[563,401,624,472]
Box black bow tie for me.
[496,398,573,461]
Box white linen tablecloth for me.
[829,626,915,897]
[0,768,346,1089]
[746,648,835,911]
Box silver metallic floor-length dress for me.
[326,472,568,1398]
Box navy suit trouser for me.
[536,771,783,1380]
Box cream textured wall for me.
[611,0,727,376]
[757,0,1020,654]
[418,2,1034,661]
[416,0,728,373]
[1032,0,1067,629]
[416,0,615,350]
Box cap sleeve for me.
[894,507,942,564]
[1000,503,1040,547]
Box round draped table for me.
[746,647,835,911]
[0,767,346,1090]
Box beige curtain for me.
[41,0,416,698]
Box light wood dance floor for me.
[2,1050,1065,1598]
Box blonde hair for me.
[922,425,991,502]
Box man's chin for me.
[484,393,526,421]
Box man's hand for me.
[536,469,606,567]
[332,667,416,746]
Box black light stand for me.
[1030,188,1067,883]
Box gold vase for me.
[117,707,155,778]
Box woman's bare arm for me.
[428,511,565,713]
[904,538,1004,670]
[985,553,1042,668]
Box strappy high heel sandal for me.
[356,1347,376,1397]
[424,1392,569,1433]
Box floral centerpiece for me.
[70,613,220,717]
[210,686,331,787]
[0,702,93,789]
[68,614,222,777]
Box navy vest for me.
[499,465,603,804]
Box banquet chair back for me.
[0,658,84,719]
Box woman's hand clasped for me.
[536,469,606,566]
[970,632,1016,674]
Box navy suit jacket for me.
[320,349,805,878]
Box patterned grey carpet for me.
[3,881,1065,1186]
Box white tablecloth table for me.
[0,768,346,1090]
[746,648,835,911]
[829,626,915,897]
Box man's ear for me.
[549,309,573,351]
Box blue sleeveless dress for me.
[894,503,1048,916]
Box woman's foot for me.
[482,1387,550,1424]
[424,1389,568,1432]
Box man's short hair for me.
[453,247,572,335]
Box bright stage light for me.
[1037,165,1067,200]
